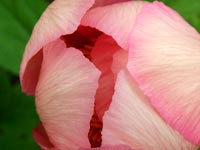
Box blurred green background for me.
[0,0,199,149]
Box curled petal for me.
[20,0,95,95]
[81,1,145,50]
[127,1,200,144]
[102,70,197,150]
[33,123,55,150]
[35,39,100,149]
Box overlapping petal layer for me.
[20,0,200,148]
[35,39,100,149]
[81,1,145,50]
[127,1,200,144]
[20,0,95,95]
[102,70,197,149]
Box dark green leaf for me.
[0,68,40,150]
[0,0,48,74]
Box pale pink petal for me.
[79,144,133,150]
[33,123,55,150]
[102,70,197,150]
[91,35,121,119]
[93,0,130,8]
[20,0,95,95]
[81,1,145,50]
[127,2,200,144]
[35,39,100,149]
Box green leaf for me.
[0,68,40,150]
[0,0,48,75]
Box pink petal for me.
[102,70,197,149]
[79,144,133,150]
[127,2,200,144]
[35,39,100,149]
[81,1,145,50]
[92,0,130,8]
[20,0,95,95]
[91,35,122,119]
[33,123,55,150]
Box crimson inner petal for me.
[61,26,102,60]
[61,26,125,148]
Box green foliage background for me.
[0,0,199,149]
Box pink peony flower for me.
[20,0,200,149]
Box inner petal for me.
[61,26,102,60]
[91,34,122,120]
[61,26,128,148]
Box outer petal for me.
[79,145,133,150]
[127,2,200,144]
[20,0,95,95]
[102,70,197,150]
[35,39,100,149]
[81,1,145,50]
[33,124,55,150]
